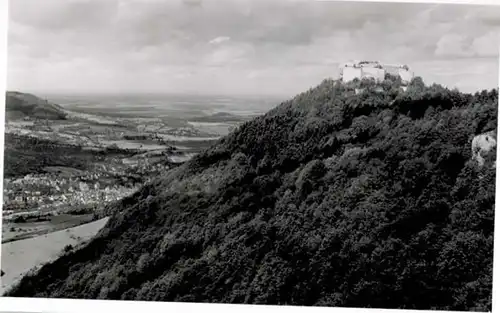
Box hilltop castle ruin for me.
[339,60,414,86]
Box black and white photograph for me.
[1,0,499,312]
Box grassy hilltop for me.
[5,76,498,311]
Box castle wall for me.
[398,69,414,84]
[361,67,385,82]
[342,67,362,82]
[340,61,414,84]
[384,65,400,76]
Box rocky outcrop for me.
[472,130,497,167]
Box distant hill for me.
[5,76,498,311]
[5,91,67,121]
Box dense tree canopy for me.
[6,77,498,311]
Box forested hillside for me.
[6,76,498,311]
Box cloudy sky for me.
[6,0,500,96]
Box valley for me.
[1,92,262,291]
[2,106,233,243]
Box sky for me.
[6,0,500,96]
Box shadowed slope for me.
[5,91,67,121]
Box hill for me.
[5,91,67,120]
[4,76,498,311]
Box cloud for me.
[7,0,500,95]
[182,0,203,8]
[203,43,251,67]
[471,31,500,57]
[209,36,231,45]
[435,34,474,58]
[9,0,120,32]
[434,31,499,58]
